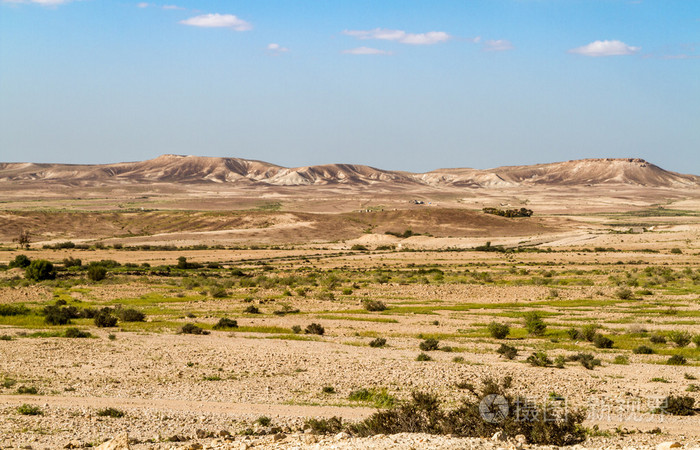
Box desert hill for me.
[0,155,697,188]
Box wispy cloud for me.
[342,46,392,55]
[267,43,289,54]
[343,28,450,45]
[568,40,640,57]
[162,4,183,10]
[136,2,149,7]
[180,13,252,31]
[483,39,513,52]
[2,0,74,5]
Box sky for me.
[1,0,699,174]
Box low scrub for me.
[348,388,396,408]
[526,351,551,367]
[523,312,547,336]
[213,318,238,330]
[668,331,692,347]
[180,323,210,335]
[419,338,440,351]
[116,308,145,322]
[305,323,325,335]
[487,322,510,340]
[496,344,518,360]
[660,395,695,416]
[363,300,387,312]
[369,338,387,348]
[64,328,91,338]
[97,407,126,418]
[347,378,585,446]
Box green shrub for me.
[322,386,335,394]
[416,353,432,361]
[0,304,30,317]
[670,248,682,254]
[487,322,510,339]
[9,254,31,269]
[62,257,82,268]
[305,417,343,435]
[566,328,580,340]
[97,407,125,418]
[213,318,238,330]
[567,353,601,370]
[25,260,56,281]
[348,388,395,408]
[256,416,272,426]
[523,312,546,336]
[633,345,654,354]
[649,334,666,344]
[16,386,38,394]
[592,334,613,349]
[613,355,629,365]
[615,288,632,300]
[87,265,107,282]
[363,299,387,312]
[693,335,700,347]
[116,308,145,322]
[668,331,692,347]
[243,305,260,314]
[43,305,79,325]
[496,344,518,360]
[348,378,586,446]
[660,395,695,416]
[180,323,209,335]
[419,338,440,351]
[17,404,42,415]
[64,328,91,338]
[580,324,599,342]
[305,323,325,335]
[554,356,566,369]
[369,338,387,348]
[94,309,117,327]
[667,355,687,366]
[291,325,302,334]
[526,351,551,367]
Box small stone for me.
[656,443,682,450]
[492,431,508,442]
[273,433,286,441]
[335,431,351,440]
[186,444,203,450]
[301,435,318,444]
[515,435,527,444]
[196,429,207,439]
[95,433,131,450]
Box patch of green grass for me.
[317,315,398,323]
[265,334,320,341]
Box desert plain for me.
[0,156,698,449]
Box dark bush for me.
[116,308,145,322]
[416,353,432,361]
[661,395,695,416]
[0,304,30,317]
[369,338,387,348]
[305,323,325,335]
[633,345,654,354]
[16,404,42,416]
[25,260,56,281]
[580,324,599,342]
[244,305,260,314]
[9,255,31,268]
[363,299,387,312]
[487,322,510,339]
[523,312,546,336]
[566,328,581,340]
[43,305,80,325]
[64,328,91,338]
[180,323,210,335]
[667,355,687,366]
[649,334,667,344]
[348,378,586,446]
[419,338,440,351]
[87,265,107,282]
[94,309,117,327]
[615,288,633,300]
[16,385,38,394]
[592,334,614,349]
[668,331,692,347]
[97,407,125,418]
[213,318,238,330]
[62,257,82,268]
[567,353,601,370]
[496,344,518,360]
[526,351,551,367]
[306,417,343,434]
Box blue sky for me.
[1,0,698,174]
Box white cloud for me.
[162,4,184,10]
[180,13,252,31]
[342,46,392,55]
[2,0,74,5]
[343,28,450,45]
[267,43,289,53]
[568,40,640,57]
[483,39,513,52]
[136,2,149,7]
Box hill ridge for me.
[0,155,697,188]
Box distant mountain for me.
[0,155,697,188]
